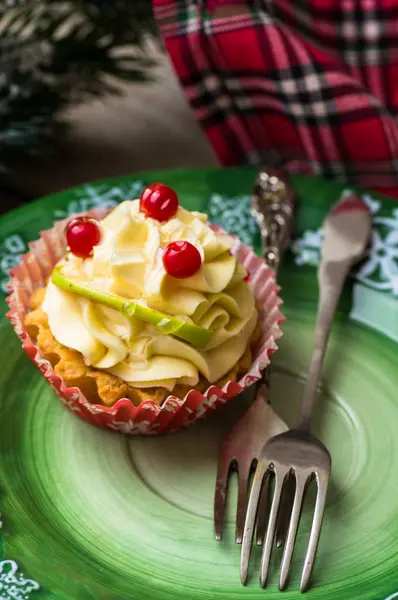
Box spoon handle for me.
[251,167,294,271]
[297,261,350,430]
[297,196,371,431]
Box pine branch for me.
[0,0,157,182]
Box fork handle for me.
[297,261,350,431]
[252,167,294,390]
[251,166,294,271]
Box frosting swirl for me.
[43,200,258,391]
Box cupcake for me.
[7,183,283,434]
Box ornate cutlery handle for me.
[251,168,296,545]
[251,167,294,270]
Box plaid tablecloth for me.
[153,0,398,198]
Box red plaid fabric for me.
[153,0,398,198]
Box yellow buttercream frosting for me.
[42,200,258,391]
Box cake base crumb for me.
[24,297,251,407]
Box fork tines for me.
[214,455,252,544]
[215,456,273,545]
[240,448,330,592]
[213,389,289,546]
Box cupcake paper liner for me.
[6,209,284,435]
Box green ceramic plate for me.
[0,168,397,600]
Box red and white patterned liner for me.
[6,209,284,435]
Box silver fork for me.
[241,193,372,592]
[214,167,294,545]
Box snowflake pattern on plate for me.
[207,188,398,298]
[4,182,396,298]
[208,193,260,245]
[0,559,40,600]
[290,190,398,297]
[0,235,28,293]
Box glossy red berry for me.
[140,183,179,222]
[65,217,101,258]
[163,241,202,279]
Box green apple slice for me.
[51,267,210,347]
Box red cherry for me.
[65,217,101,258]
[163,241,202,279]
[140,183,179,222]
